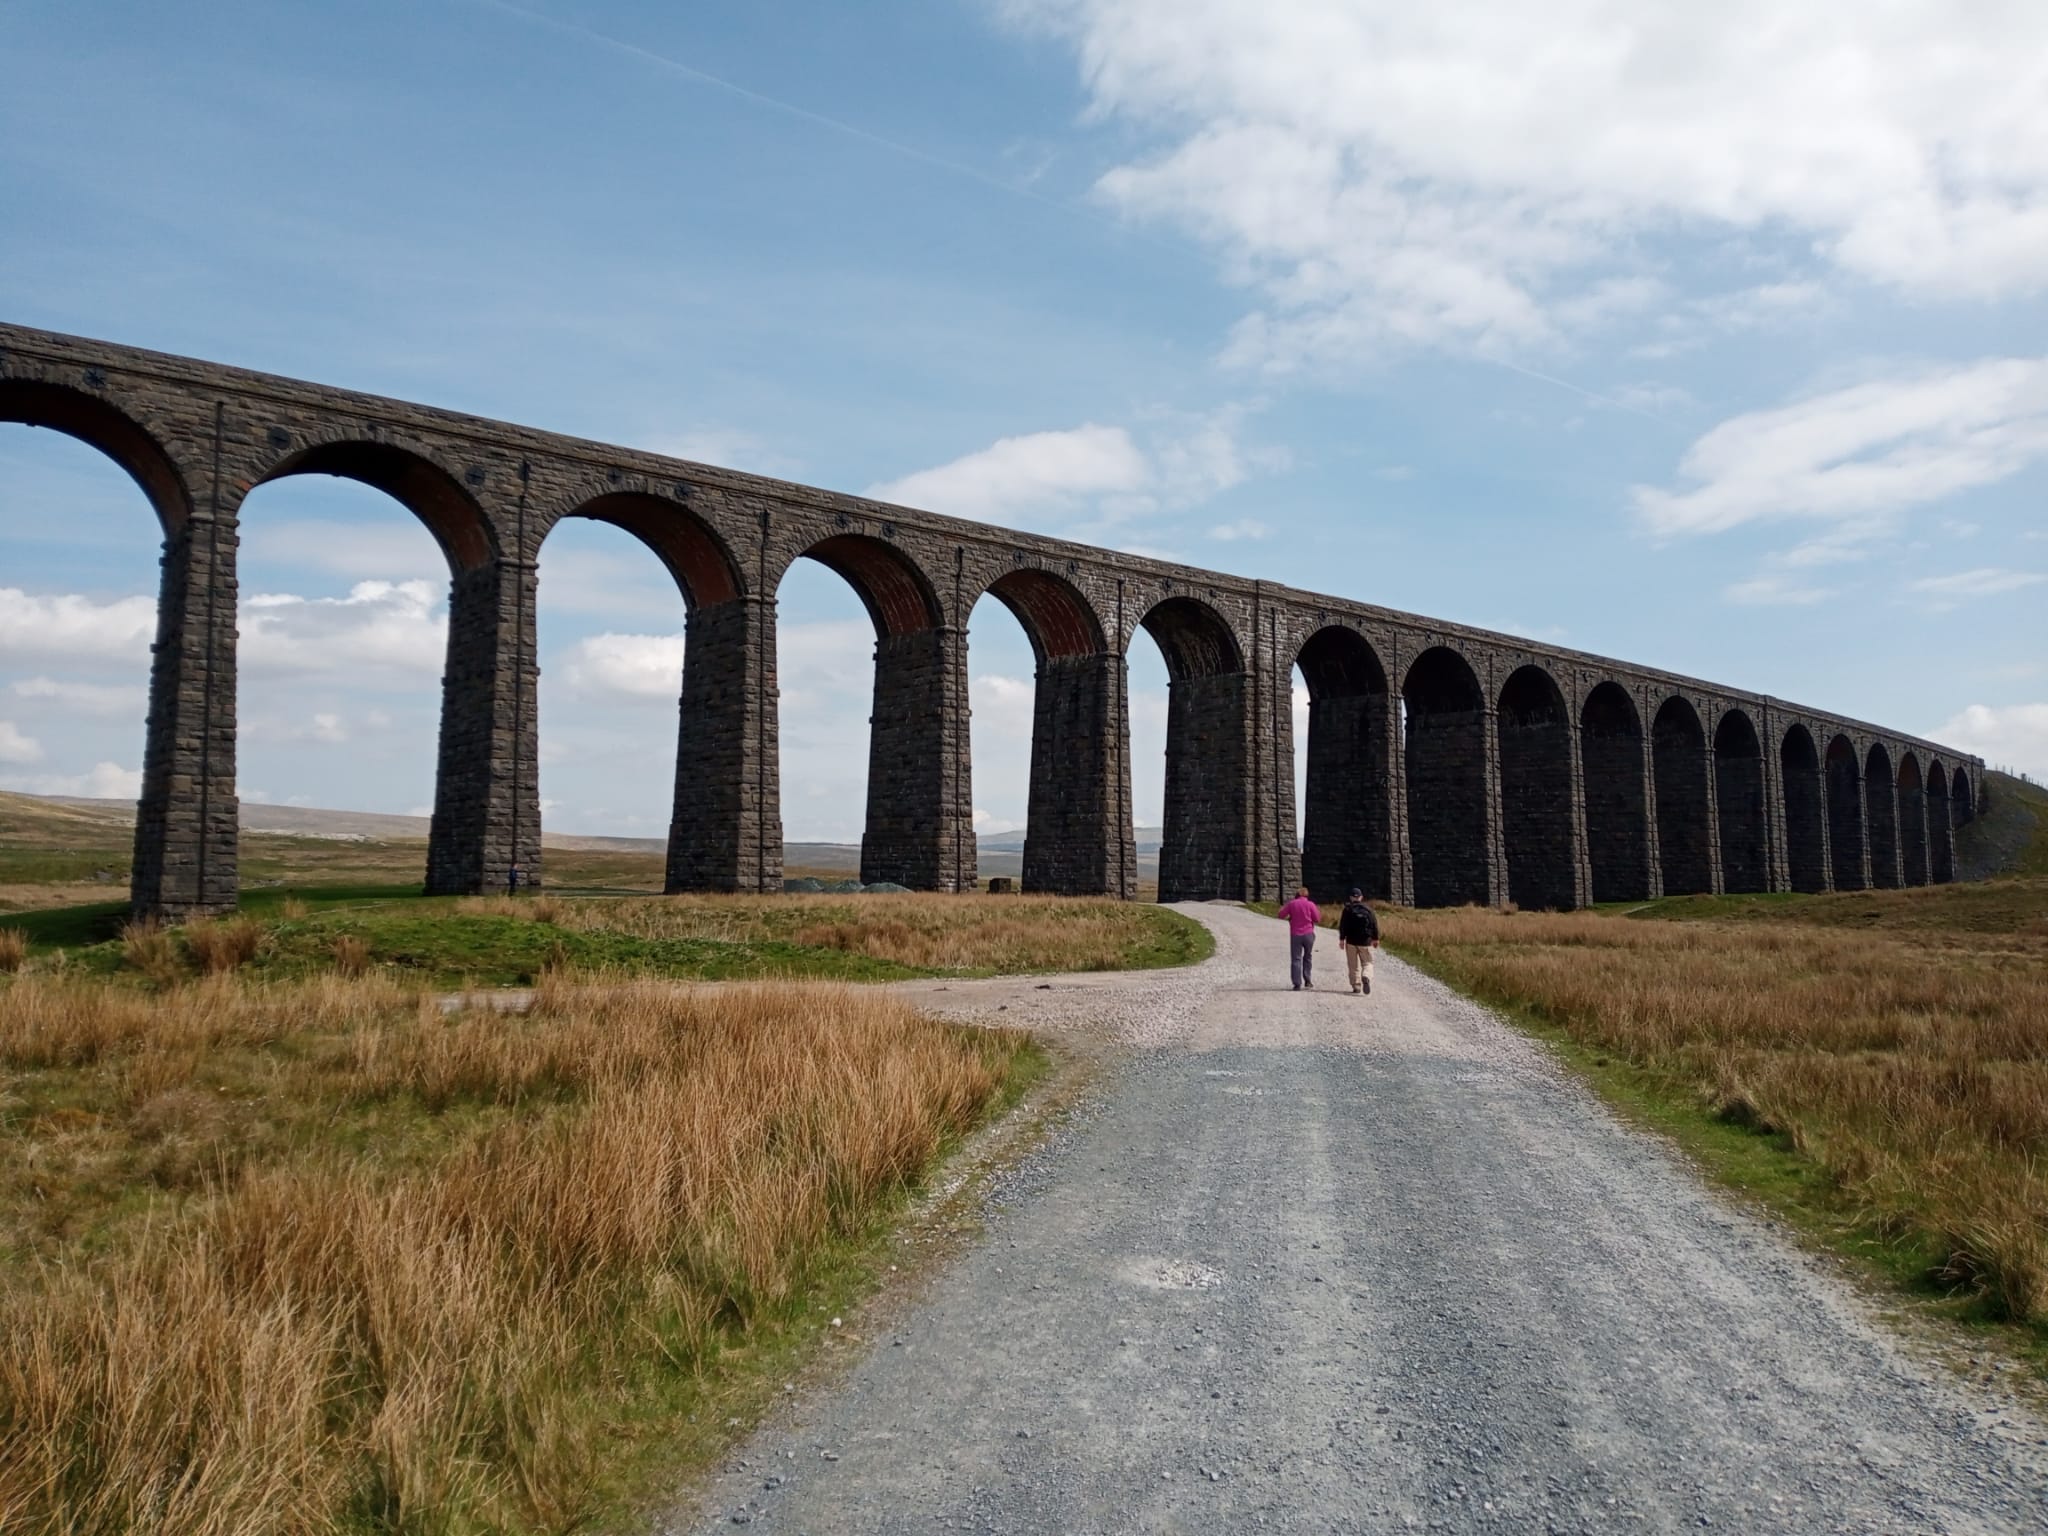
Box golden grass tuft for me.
[183,914,266,974]
[1384,899,2048,1325]
[0,971,1027,1534]
[0,928,24,974]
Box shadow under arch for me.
[1296,624,1394,902]
[1780,724,1827,893]
[978,568,1129,896]
[1952,765,1976,826]
[1825,734,1865,890]
[1403,645,1491,908]
[1713,708,1768,894]
[0,379,192,533]
[1497,663,1577,910]
[1865,742,1899,888]
[541,492,751,892]
[1652,696,1712,895]
[1926,760,1954,884]
[1581,681,1650,903]
[1898,751,1928,886]
[1135,594,1248,902]
[784,533,964,889]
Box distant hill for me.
[1956,771,2048,880]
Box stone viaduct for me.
[0,322,1986,919]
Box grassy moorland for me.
[0,890,1210,990]
[0,971,1040,1533]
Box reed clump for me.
[1384,896,2048,1326]
[0,971,1029,1534]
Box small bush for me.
[121,920,183,987]
[330,934,370,977]
[278,897,310,921]
[185,916,265,975]
[0,928,26,974]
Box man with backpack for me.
[1338,888,1380,995]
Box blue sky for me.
[2,0,2044,840]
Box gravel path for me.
[674,903,2048,1534]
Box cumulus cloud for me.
[1633,357,2048,539]
[869,424,1151,523]
[240,581,447,677]
[1207,518,1270,542]
[0,761,142,800]
[0,721,43,765]
[558,633,685,699]
[1908,568,2045,599]
[1724,572,1835,607]
[0,588,156,662]
[1931,703,2048,779]
[1009,0,2048,364]
[10,677,148,717]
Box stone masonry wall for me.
[1022,652,1136,898]
[1300,692,1394,902]
[861,627,975,891]
[1158,671,1250,902]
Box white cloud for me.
[869,424,1151,523]
[1208,518,1269,542]
[10,677,148,717]
[1724,573,1835,607]
[1633,357,2048,539]
[1908,568,2045,599]
[0,760,142,800]
[1011,1,2048,364]
[1932,703,2048,779]
[0,721,43,764]
[0,588,156,662]
[651,427,795,478]
[240,581,448,677]
[559,632,685,699]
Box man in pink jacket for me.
[1278,885,1322,990]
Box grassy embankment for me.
[0,970,1041,1532]
[1380,771,2048,1366]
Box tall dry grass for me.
[0,971,1027,1534]
[1385,904,2048,1324]
[457,891,1190,973]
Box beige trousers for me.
[1343,941,1376,990]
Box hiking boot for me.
[1362,977,1371,995]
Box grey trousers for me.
[1290,931,1316,988]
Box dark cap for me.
[1348,888,1363,900]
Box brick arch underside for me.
[1403,646,1489,908]
[1825,735,1865,891]
[1139,596,1248,902]
[1926,762,1954,883]
[562,492,740,609]
[986,568,1105,662]
[1714,710,1768,895]
[800,534,940,636]
[1865,744,1900,889]
[1498,665,1576,910]
[1297,626,1393,902]
[1780,725,1828,894]
[1581,681,1649,903]
[257,440,494,571]
[1898,753,1928,886]
[0,379,192,532]
[1652,698,1712,895]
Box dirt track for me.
[675,903,2048,1534]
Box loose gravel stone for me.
[669,905,2048,1535]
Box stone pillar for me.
[861,625,975,891]
[1021,651,1135,897]
[132,511,239,919]
[1300,691,1397,901]
[1480,706,1510,908]
[426,556,540,896]
[1928,786,1955,884]
[668,596,781,892]
[1702,741,1727,895]
[1583,715,1654,903]
[1866,768,1902,889]
[1250,625,1299,905]
[1158,670,1252,902]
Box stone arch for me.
[554,491,743,609]
[1135,594,1249,901]
[1652,696,1712,895]
[982,567,1108,663]
[1926,761,1955,884]
[1779,724,1827,894]
[1402,645,1491,907]
[1581,681,1650,903]
[1497,664,1576,910]
[1825,734,1865,891]
[254,438,496,572]
[0,378,193,533]
[1713,708,1768,894]
[1296,624,1393,901]
[975,568,1125,896]
[1897,751,1928,886]
[1865,742,1899,888]
[783,533,960,889]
